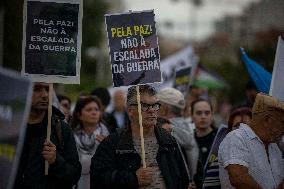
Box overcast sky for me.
[123,0,260,41]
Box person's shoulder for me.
[219,127,248,150]
[226,124,251,141]
[52,106,65,119]
[101,112,118,132]
[222,128,241,141]
[103,112,116,120]
[100,128,123,144]
[100,122,110,133]
[155,126,177,145]
[170,117,188,127]
[96,129,128,152]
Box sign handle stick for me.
[45,83,53,175]
[136,85,146,168]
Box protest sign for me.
[22,0,82,84]
[152,46,197,90]
[173,66,192,94]
[202,125,228,188]
[0,68,33,189]
[204,124,227,171]
[270,36,284,101]
[105,10,161,87]
[161,46,196,83]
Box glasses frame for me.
[130,102,161,112]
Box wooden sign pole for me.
[136,85,146,168]
[45,83,53,175]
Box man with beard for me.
[14,82,81,189]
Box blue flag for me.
[240,48,272,94]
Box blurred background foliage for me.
[197,28,282,106]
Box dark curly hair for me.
[228,107,252,132]
[70,96,102,132]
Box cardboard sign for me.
[173,66,192,94]
[0,68,33,189]
[22,0,82,84]
[105,10,161,87]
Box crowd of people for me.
[14,81,284,189]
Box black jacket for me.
[14,107,81,189]
[90,126,189,189]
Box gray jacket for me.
[170,117,199,178]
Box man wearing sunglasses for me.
[90,84,189,189]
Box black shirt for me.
[194,127,217,189]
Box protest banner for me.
[22,0,83,174]
[270,36,284,101]
[105,10,161,87]
[105,10,161,167]
[204,124,227,171]
[22,0,83,84]
[0,68,33,189]
[202,124,227,188]
[151,45,197,91]
[173,66,192,94]
[162,46,196,82]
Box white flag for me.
[269,36,284,101]
[153,46,198,90]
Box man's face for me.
[128,93,159,129]
[60,99,71,118]
[32,83,49,111]
[192,101,213,129]
[113,90,126,111]
[267,110,284,143]
[232,115,251,131]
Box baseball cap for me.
[157,87,185,109]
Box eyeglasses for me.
[130,102,161,112]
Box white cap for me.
[157,87,185,109]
